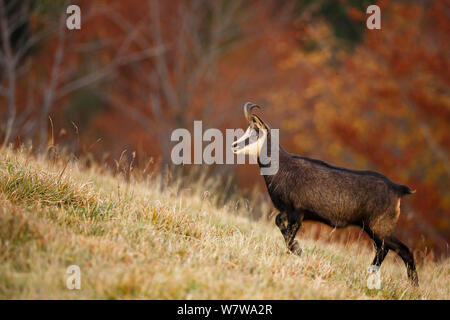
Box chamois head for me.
[232,102,270,157]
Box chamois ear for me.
[251,114,270,131]
[243,101,270,130]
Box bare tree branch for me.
[38,4,68,152]
[0,0,17,145]
[57,46,165,99]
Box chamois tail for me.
[395,184,416,196]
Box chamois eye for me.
[250,128,259,138]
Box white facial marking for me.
[231,126,267,157]
[232,127,252,147]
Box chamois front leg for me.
[275,211,303,256]
[366,234,389,274]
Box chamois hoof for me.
[367,265,380,274]
[289,242,303,256]
[409,271,419,287]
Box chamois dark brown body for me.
[263,148,413,238]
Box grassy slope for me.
[0,147,448,299]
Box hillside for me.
[0,147,448,299]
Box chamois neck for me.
[257,142,289,164]
[257,140,289,178]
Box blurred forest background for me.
[0,0,449,258]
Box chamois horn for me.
[244,102,260,124]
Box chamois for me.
[232,102,419,285]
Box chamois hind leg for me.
[384,235,419,286]
[275,211,303,256]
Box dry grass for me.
[0,146,448,299]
